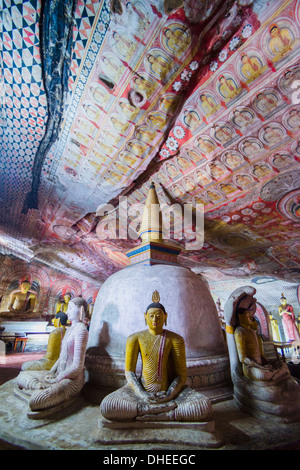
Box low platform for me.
[97,414,221,448]
[0,379,300,450]
[13,385,84,420]
[0,321,49,335]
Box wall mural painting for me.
[0,256,99,320]
[136,0,300,283]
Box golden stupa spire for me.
[138,181,163,242]
[126,181,181,266]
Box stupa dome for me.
[87,264,227,359]
[85,183,231,401]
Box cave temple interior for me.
[1,0,300,451]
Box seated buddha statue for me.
[100,291,213,423]
[15,297,88,416]
[55,293,71,314]
[224,286,300,421]
[0,281,37,319]
[21,312,68,372]
[234,307,289,382]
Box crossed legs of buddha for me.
[100,384,213,422]
[16,370,84,411]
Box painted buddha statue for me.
[100,291,213,423]
[278,293,300,342]
[234,307,289,382]
[55,293,71,314]
[15,297,88,417]
[21,312,68,372]
[224,286,300,422]
[0,281,37,319]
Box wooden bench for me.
[13,336,28,352]
[0,330,50,353]
[0,333,28,353]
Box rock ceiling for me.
[1,0,300,300]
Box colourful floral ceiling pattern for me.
[0,0,300,290]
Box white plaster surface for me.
[87,264,227,358]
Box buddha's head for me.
[145,307,167,335]
[20,281,31,294]
[54,312,68,328]
[237,308,253,328]
[270,25,279,37]
[280,294,287,306]
[144,290,167,334]
[66,296,88,323]
[236,293,257,316]
[64,293,71,304]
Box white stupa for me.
[86,183,231,402]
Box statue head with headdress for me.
[144,290,167,333]
[63,292,71,303]
[280,293,287,305]
[146,290,166,314]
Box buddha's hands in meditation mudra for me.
[125,370,179,417]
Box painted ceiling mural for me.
[1,0,300,306]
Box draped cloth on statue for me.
[282,305,300,342]
[142,330,166,392]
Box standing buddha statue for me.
[278,293,300,342]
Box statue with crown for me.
[100,289,213,424]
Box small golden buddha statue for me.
[100,291,213,422]
[55,293,71,315]
[21,313,68,372]
[0,281,37,319]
